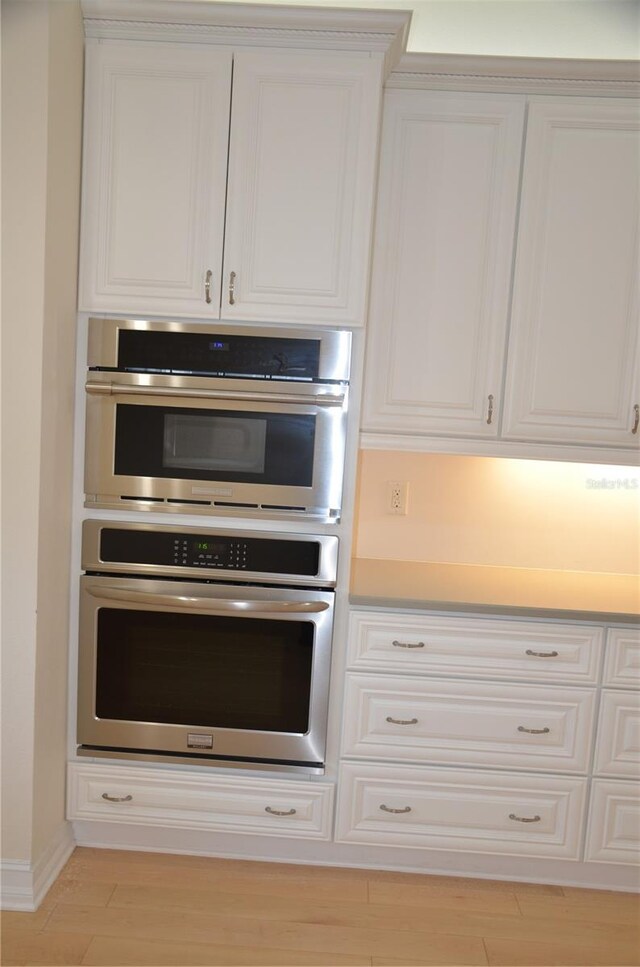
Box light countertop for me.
[350,558,640,623]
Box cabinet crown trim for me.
[389,53,640,96]
[81,0,411,72]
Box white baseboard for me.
[1,822,75,911]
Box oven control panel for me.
[95,526,326,579]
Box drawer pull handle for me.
[229,270,236,305]
[204,269,213,304]
[101,793,132,803]
[380,804,412,814]
[518,726,550,735]
[392,640,425,649]
[509,813,541,823]
[386,716,418,726]
[525,649,559,658]
[265,806,296,817]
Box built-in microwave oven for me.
[84,319,351,521]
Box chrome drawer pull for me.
[204,269,212,304]
[265,806,296,817]
[229,270,236,305]
[486,393,495,425]
[386,716,418,726]
[518,726,550,735]
[392,640,425,649]
[380,804,412,814]
[509,813,541,823]
[101,793,132,803]
[525,649,559,658]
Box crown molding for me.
[81,1,412,74]
[388,52,640,97]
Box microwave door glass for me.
[163,414,267,474]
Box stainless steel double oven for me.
[78,319,350,773]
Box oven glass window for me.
[95,608,313,733]
[114,405,314,486]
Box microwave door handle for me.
[85,380,345,408]
[84,585,330,614]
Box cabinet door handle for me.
[101,793,133,803]
[229,270,236,305]
[386,716,418,726]
[486,394,495,425]
[517,725,550,735]
[392,640,425,649]
[525,649,559,658]
[380,804,412,814]
[633,404,639,434]
[509,813,541,823]
[204,269,212,304]
[265,806,296,817]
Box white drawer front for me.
[585,779,640,865]
[348,612,603,684]
[67,763,334,840]
[336,762,586,859]
[594,691,640,778]
[603,628,640,689]
[342,674,596,773]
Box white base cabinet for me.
[585,779,640,865]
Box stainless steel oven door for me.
[84,373,347,520]
[78,576,334,770]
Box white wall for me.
[1,0,83,873]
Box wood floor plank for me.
[46,879,117,908]
[0,930,93,967]
[0,903,55,934]
[80,935,372,966]
[517,892,640,925]
[44,904,487,964]
[367,872,563,897]
[368,880,521,916]
[484,935,640,966]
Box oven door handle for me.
[85,585,331,613]
[86,380,345,408]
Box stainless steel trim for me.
[392,640,425,649]
[85,584,331,614]
[380,804,412,814]
[86,378,346,407]
[509,813,541,823]
[101,792,132,803]
[517,726,551,735]
[525,649,559,658]
[81,520,339,587]
[76,747,325,775]
[87,318,352,383]
[265,806,296,816]
[386,716,418,726]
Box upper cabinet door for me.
[361,91,525,437]
[221,51,382,326]
[503,98,640,448]
[79,41,232,318]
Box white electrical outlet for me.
[387,480,409,515]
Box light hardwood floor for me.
[2,848,639,966]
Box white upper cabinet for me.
[502,97,640,449]
[79,41,232,318]
[222,51,382,325]
[362,91,525,437]
[79,40,383,325]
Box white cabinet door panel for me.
[342,674,596,773]
[362,91,525,436]
[79,41,231,317]
[585,779,640,865]
[594,690,640,778]
[604,628,640,689]
[222,51,382,325]
[503,97,640,447]
[336,762,586,859]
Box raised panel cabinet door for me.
[361,91,525,437]
[79,40,232,317]
[503,97,640,448]
[221,50,382,325]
